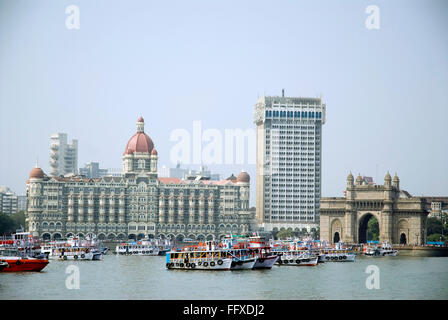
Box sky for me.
[0,0,447,205]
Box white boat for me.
[166,249,232,270]
[277,251,319,266]
[52,247,101,261]
[364,243,398,257]
[115,242,160,256]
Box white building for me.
[0,186,18,215]
[254,91,326,232]
[49,133,78,176]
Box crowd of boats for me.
[0,231,399,273]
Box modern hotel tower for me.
[254,91,326,233]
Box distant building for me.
[0,186,18,215]
[159,164,220,181]
[419,197,448,218]
[49,133,78,176]
[18,195,27,212]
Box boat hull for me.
[231,258,257,270]
[253,255,278,269]
[321,254,356,262]
[277,256,318,266]
[0,258,49,272]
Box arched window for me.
[138,160,145,169]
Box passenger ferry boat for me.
[115,243,160,256]
[317,242,356,262]
[318,249,356,262]
[166,246,232,271]
[276,251,319,266]
[52,247,102,261]
[1,231,47,259]
[0,248,49,272]
[363,243,398,256]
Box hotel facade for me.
[254,92,326,232]
[26,117,254,241]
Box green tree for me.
[0,211,26,235]
[427,217,443,236]
[427,234,445,242]
[276,229,293,239]
[367,216,379,241]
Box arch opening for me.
[333,232,340,243]
[400,233,407,245]
[359,214,379,244]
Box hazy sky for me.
[0,0,447,205]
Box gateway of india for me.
[319,173,428,245]
[26,117,255,241]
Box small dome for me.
[151,148,158,156]
[385,172,391,181]
[393,173,399,181]
[137,116,144,123]
[30,167,45,179]
[237,170,250,183]
[347,172,354,181]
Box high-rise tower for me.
[49,133,78,176]
[254,91,326,232]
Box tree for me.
[367,216,379,241]
[0,211,26,235]
[427,217,443,236]
[427,234,445,242]
[276,229,293,239]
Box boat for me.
[276,251,319,266]
[115,241,160,256]
[0,248,49,272]
[318,249,356,262]
[247,236,279,269]
[166,248,232,270]
[52,247,101,261]
[0,261,9,271]
[363,243,398,257]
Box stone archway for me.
[331,219,342,244]
[53,233,62,240]
[42,233,51,241]
[128,234,136,240]
[176,234,185,242]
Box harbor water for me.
[1,255,447,300]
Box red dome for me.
[151,148,158,156]
[124,132,154,155]
[237,170,250,183]
[30,167,45,179]
[137,116,144,122]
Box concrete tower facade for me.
[254,92,326,233]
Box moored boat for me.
[166,249,232,270]
[0,248,49,272]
